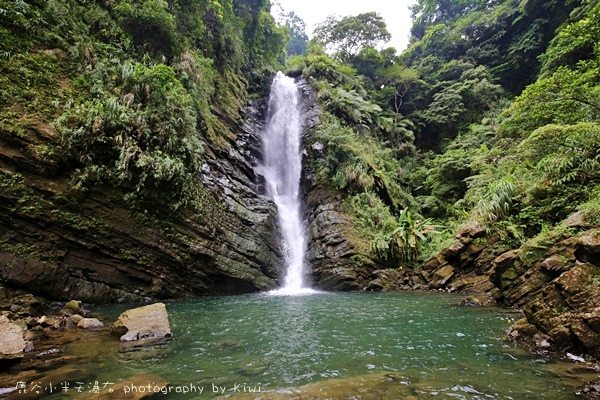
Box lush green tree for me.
[500,60,600,137]
[351,47,386,81]
[412,64,504,147]
[540,0,600,76]
[281,11,308,55]
[404,0,582,94]
[313,12,391,62]
[378,64,420,121]
[233,0,289,67]
[113,0,179,58]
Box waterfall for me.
[262,72,315,295]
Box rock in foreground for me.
[77,318,104,329]
[113,303,172,345]
[0,316,26,360]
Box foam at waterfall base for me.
[267,287,321,296]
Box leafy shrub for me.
[309,116,414,210]
[527,123,600,186]
[576,186,600,226]
[475,175,517,223]
[113,0,179,58]
[370,208,440,265]
[57,60,203,213]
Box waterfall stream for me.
[262,72,315,295]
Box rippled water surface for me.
[86,291,588,399]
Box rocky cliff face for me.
[297,80,379,290]
[390,216,600,359]
[0,72,385,303]
[303,184,368,290]
[0,95,283,303]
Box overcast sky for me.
[273,0,417,52]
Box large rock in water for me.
[59,300,82,316]
[0,315,26,360]
[113,303,171,344]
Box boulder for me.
[65,314,84,328]
[555,263,600,299]
[566,211,593,229]
[456,222,486,239]
[0,316,26,360]
[542,255,569,273]
[441,242,464,259]
[8,294,43,316]
[38,315,61,329]
[492,250,519,278]
[113,303,172,344]
[60,300,82,316]
[430,265,455,289]
[506,318,540,342]
[422,255,444,271]
[583,308,600,333]
[77,318,104,329]
[24,325,45,341]
[459,296,483,306]
[578,230,600,254]
[571,320,600,352]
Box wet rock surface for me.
[300,83,381,290]
[0,295,174,399]
[304,186,374,290]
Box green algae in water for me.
[78,292,586,399]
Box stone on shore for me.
[65,314,84,328]
[0,315,26,360]
[60,300,82,316]
[77,318,104,329]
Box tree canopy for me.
[313,12,391,62]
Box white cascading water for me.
[262,72,315,295]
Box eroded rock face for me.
[303,185,372,290]
[113,303,171,344]
[417,221,600,358]
[0,81,284,302]
[297,81,381,290]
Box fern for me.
[476,175,517,222]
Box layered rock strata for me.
[0,92,283,303]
